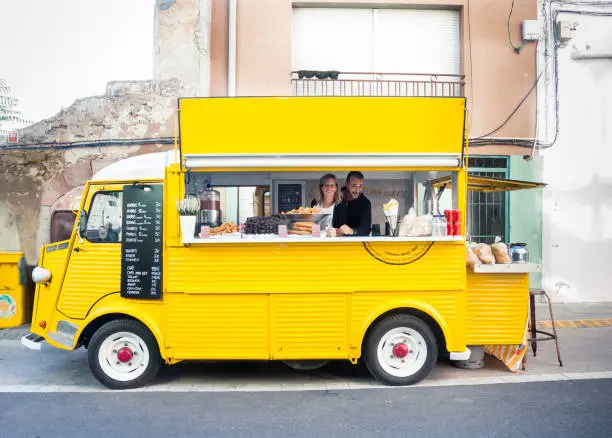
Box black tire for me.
[88,319,161,390]
[363,314,438,386]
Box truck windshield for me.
[85,191,123,243]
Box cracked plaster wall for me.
[155,0,211,96]
[0,79,182,263]
[0,0,214,263]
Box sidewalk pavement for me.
[534,302,612,322]
[1,303,612,392]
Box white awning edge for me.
[183,154,461,169]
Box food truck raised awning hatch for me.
[182,154,461,170]
[431,175,547,192]
[178,96,467,170]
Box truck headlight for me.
[32,267,52,283]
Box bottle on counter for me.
[438,215,447,237]
[432,216,439,237]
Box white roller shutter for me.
[292,7,460,74]
[373,9,460,74]
[292,8,373,72]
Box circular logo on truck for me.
[362,241,434,265]
[0,294,17,318]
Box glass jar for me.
[199,186,220,211]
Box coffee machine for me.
[198,185,222,227]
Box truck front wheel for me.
[363,314,438,386]
[88,319,161,389]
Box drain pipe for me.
[228,0,237,96]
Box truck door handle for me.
[74,247,82,252]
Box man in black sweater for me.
[330,171,372,237]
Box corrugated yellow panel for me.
[32,245,71,331]
[270,294,348,359]
[166,293,269,360]
[166,241,465,294]
[466,272,528,345]
[350,291,466,353]
[179,97,466,156]
[166,242,465,359]
[58,245,121,319]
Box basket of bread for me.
[466,241,512,266]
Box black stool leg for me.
[530,292,538,356]
[544,292,564,367]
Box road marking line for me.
[1,371,611,393]
[538,319,612,329]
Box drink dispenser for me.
[199,186,221,227]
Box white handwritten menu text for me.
[121,185,163,299]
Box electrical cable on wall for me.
[0,137,175,151]
[472,71,543,140]
[541,2,612,149]
[507,0,526,54]
[472,1,612,151]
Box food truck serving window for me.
[182,170,462,242]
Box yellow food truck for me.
[22,96,543,389]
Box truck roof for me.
[91,150,177,181]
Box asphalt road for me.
[1,379,611,438]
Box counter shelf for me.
[470,263,542,274]
[181,235,465,245]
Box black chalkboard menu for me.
[277,183,303,213]
[121,184,163,300]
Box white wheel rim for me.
[98,331,150,382]
[376,327,428,378]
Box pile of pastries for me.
[283,207,321,214]
[288,221,314,235]
[210,222,239,235]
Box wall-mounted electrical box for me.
[522,20,541,41]
[557,20,575,41]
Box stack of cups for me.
[444,210,462,236]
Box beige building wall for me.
[209,0,537,155]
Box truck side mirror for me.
[70,197,82,214]
[78,210,88,239]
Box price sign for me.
[121,184,163,299]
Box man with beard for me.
[329,171,372,237]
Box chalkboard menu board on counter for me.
[121,184,163,300]
[276,182,304,213]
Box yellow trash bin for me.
[0,251,29,328]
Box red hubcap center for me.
[117,347,133,363]
[392,343,409,358]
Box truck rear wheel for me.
[88,319,161,390]
[363,314,437,386]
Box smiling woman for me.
[0,0,155,124]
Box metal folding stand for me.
[522,289,564,370]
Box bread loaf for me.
[491,242,511,264]
[466,244,481,267]
[473,243,495,265]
